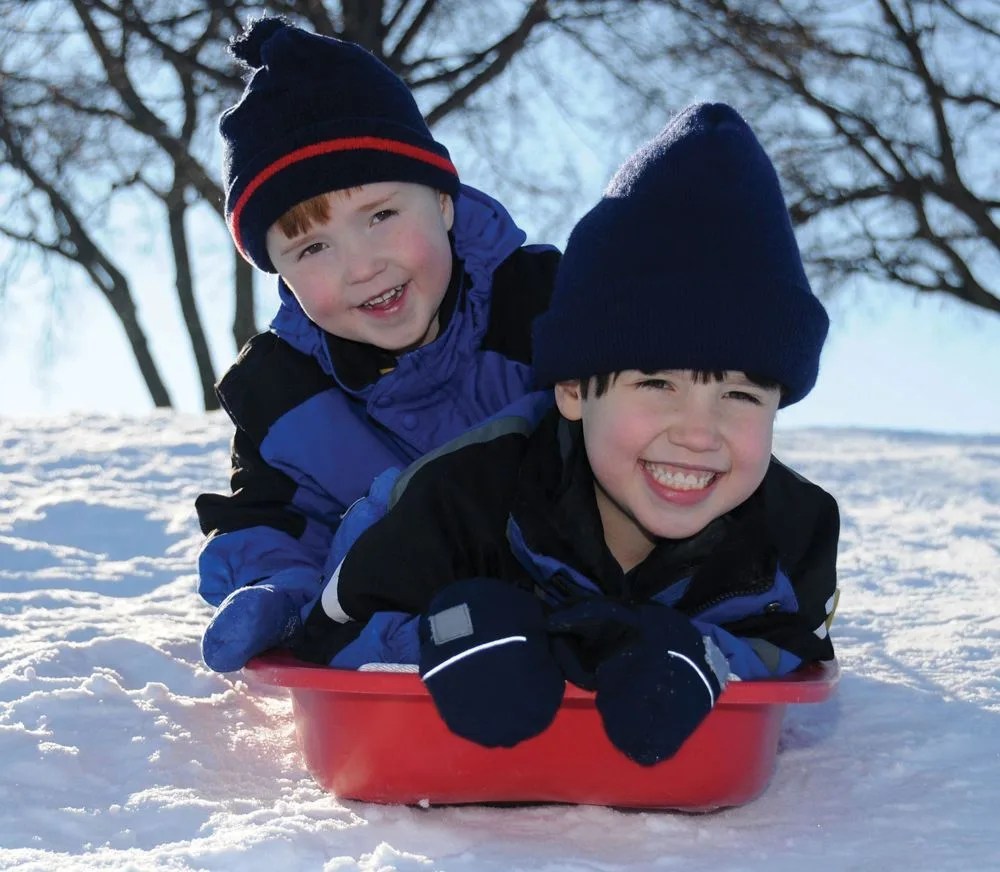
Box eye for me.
[297,241,327,260]
[638,378,671,391]
[725,390,763,405]
[371,208,397,226]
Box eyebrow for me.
[277,235,304,256]
[278,235,310,257]
[276,193,397,257]
[353,192,395,213]
[638,369,772,389]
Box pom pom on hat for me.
[228,15,286,67]
[220,17,459,273]
[532,102,828,407]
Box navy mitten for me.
[549,601,728,766]
[419,578,565,748]
[202,571,319,672]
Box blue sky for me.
[1,57,996,434]
[2,236,997,434]
[2,8,996,434]
[774,290,999,433]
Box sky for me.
[0,36,996,434]
[1,416,997,870]
[1,2,996,434]
[1,219,998,434]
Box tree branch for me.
[424,0,551,124]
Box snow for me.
[1,413,997,871]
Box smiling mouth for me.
[642,461,719,491]
[360,284,405,310]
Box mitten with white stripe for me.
[593,603,727,766]
[418,578,565,748]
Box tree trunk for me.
[341,0,385,51]
[166,187,219,410]
[0,99,173,408]
[232,250,257,350]
[101,271,173,408]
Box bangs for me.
[275,193,331,238]
[274,187,367,238]
[580,369,783,399]
[688,370,782,392]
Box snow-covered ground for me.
[1,414,997,871]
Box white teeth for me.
[643,462,716,491]
[361,285,404,308]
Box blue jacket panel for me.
[196,185,558,607]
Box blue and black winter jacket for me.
[295,395,840,679]
[196,186,559,608]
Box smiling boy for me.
[195,19,559,673]
[295,103,840,765]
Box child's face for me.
[266,182,455,352]
[555,370,780,572]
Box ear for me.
[554,380,584,421]
[439,192,455,232]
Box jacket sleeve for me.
[693,465,840,679]
[481,245,560,364]
[195,429,335,606]
[194,334,344,607]
[295,424,533,665]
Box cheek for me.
[418,233,453,281]
[731,416,775,479]
[401,214,452,270]
[583,411,649,473]
[289,283,320,314]
[288,289,335,327]
[288,271,342,316]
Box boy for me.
[196,17,559,672]
[295,103,840,767]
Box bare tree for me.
[1,1,996,413]
[0,82,173,406]
[0,0,656,409]
[0,1,237,409]
[662,0,1000,315]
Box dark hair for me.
[578,370,783,400]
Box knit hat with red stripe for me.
[220,17,460,273]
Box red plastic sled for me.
[245,652,839,810]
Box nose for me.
[342,236,385,285]
[666,396,722,453]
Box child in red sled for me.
[296,103,840,767]
[196,18,559,672]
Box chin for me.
[644,510,717,542]
[386,332,430,354]
[658,522,712,541]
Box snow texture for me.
[0,414,997,871]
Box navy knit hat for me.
[220,17,460,273]
[532,102,828,407]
